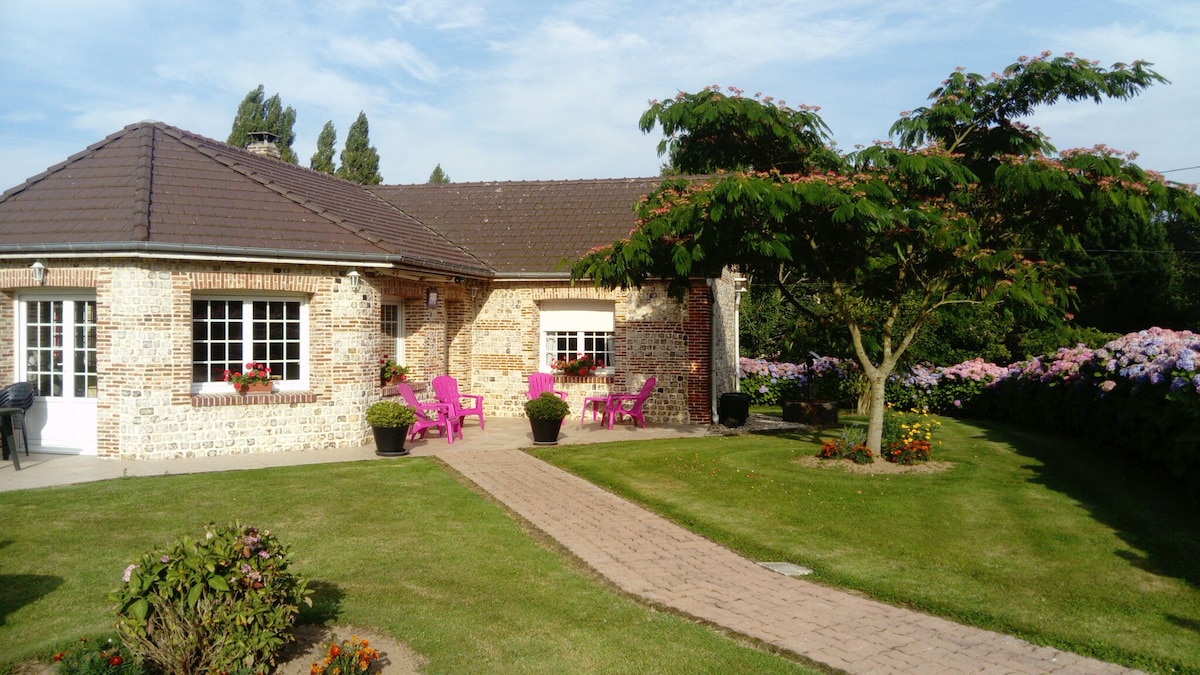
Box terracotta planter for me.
[383,374,407,386]
[372,425,411,456]
[238,381,272,394]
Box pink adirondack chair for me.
[603,377,656,430]
[526,372,567,401]
[432,375,486,430]
[396,382,462,444]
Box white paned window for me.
[540,301,615,373]
[191,297,308,392]
[381,302,404,366]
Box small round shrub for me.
[110,521,311,675]
[365,400,417,427]
[524,392,570,421]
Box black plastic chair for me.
[0,382,35,456]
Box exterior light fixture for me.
[347,270,360,290]
[30,261,46,285]
[426,287,438,308]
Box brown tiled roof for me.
[0,122,489,276]
[369,178,664,276]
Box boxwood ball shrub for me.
[110,521,311,675]
[524,391,571,421]
[365,400,417,428]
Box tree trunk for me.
[865,374,888,453]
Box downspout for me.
[734,277,747,392]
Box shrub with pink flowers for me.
[741,327,1200,493]
[739,355,862,407]
[885,358,1009,414]
[980,327,1200,494]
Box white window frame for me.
[191,295,309,393]
[16,293,97,399]
[381,301,405,368]
[539,301,615,374]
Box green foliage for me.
[1009,323,1117,361]
[53,636,146,674]
[310,121,337,174]
[427,163,451,183]
[365,400,417,428]
[572,53,1200,455]
[889,53,1168,161]
[227,85,298,164]
[336,111,382,185]
[110,522,311,675]
[640,86,839,174]
[524,392,571,421]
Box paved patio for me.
[0,417,1139,673]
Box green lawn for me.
[0,460,814,674]
[533,415,1200,674]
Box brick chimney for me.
[245,131,281,159]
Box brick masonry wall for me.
[0,260,728,459]
[471,280,716,424]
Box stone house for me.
[0,121,739,459]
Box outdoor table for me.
[0,406,24,471]
[580,394,612,426]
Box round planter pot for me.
[529,417,564,445]
[372,424,411,456]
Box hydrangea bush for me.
[742,327,1200,491]
[975,328,1200,493]
[110,522,311,675]
[739,356,864,408]
[885,358,1009,414]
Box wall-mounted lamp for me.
[346,270,360,291]
[426,287,439,308]
[30,261,46,285]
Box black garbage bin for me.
[718,392,752,428]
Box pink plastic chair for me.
[396,382,461,444]
[432,375,486,430]
[527,372,567,401]
[603,377,656,429]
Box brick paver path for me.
[438,447,1138,674]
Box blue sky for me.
[1,0,1197,191]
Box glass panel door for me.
[73,301,98,398]
[25,300,63,397]
[23,299,97,399]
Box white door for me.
[18,296,98,454]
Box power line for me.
[1161,165,1200,174]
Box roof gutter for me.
[0,241,494,279]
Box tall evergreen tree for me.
[427,164,451,183]
[226,85,299,164]
[310,121,337,174]
[336,112,382,185]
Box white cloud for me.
[0,0,1197,189]
[326,37,440,82]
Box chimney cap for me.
[245,130,281,158]
[247,130,279,144]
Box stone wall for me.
[0,259,726,459]
[469,279,715,424]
